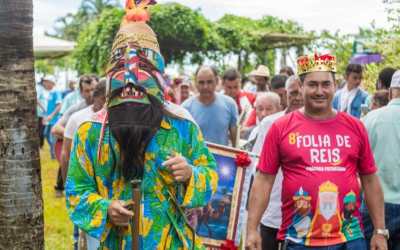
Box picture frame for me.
[193,142,254,249]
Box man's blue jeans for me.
[362,202,400,250]
[283,238,367,250]
[44,124,56,159]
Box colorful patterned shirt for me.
[65,115,219,249]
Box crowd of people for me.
[34,1,399,250]
[36,60,400,250]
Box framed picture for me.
[192,142,255,249]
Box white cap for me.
[42,75,57,83]
[390,70,400,88]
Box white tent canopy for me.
[34,31,75,59]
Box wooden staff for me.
[131,179,142,250]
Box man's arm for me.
[44,103,62,123]
[246,172,276,249]
[361,173,385,228]
[60,138,72,183]
[360,174,387,250]
[51,118,66,138]
[229,125,238,147]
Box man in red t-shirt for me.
[246,53,388,250]
[222,67,256,116]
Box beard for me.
[108,95,163,181]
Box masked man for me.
[65,1,219,249]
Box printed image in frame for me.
[195,142,247,249]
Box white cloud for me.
[34,0,390,34]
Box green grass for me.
[41,145,73,250]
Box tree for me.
[74,8,124,74]
[73,3,313,75]
[149,3,221,64]
[81,0,120,16]
[50,0,120,41]
[74,3,221,74]
[0,0,44,248]
[215,14,312,73]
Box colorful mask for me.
[106,0,166,107]
[107,45,166,107]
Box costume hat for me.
[297,53,336,76]
[106,0,166,107]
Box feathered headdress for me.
[124,0,157,22]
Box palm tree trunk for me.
[0,0,44,249]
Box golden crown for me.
[319,181,338,193]
[297,53,337,76]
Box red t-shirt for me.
[257,111,376,246]
[244,109,257,127]
[236,91,256,114]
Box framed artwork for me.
[192,142,255,249]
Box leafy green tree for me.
[74,8,123,74]
[73,3,312,75]
[150,3,221,64]
[50,0,119,41]
[74,3,221,74]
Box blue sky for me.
[33,0,391,35]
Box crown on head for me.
[293,187,311,201]
[297,53,337,76]
[319,181,338,193]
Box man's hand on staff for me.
[162,154,192,183]
[107,200,134,227]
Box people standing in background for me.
[270,74,289,110]
[62,80,77,99]
[51,75,97,198]
[333,64,368,118]
[165,76,183,104]
[179,80,192,104]
[244,74,287,130]
[252,75,304,153]
[370,90,389,110]
[52,77,98,138]
[248,65,271,93]
[376,67,397,90]
[279,66,295,77]
[36,80,49,148]
[60,75,99,115]
[242,92,281,140]
[362,70,400,250]
[222,67,256,115]
[42,76,62,159]
[182,65,239,146]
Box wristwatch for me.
[374,229,390,240]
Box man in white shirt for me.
[251,75,304,250]
[60,81,106,250]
